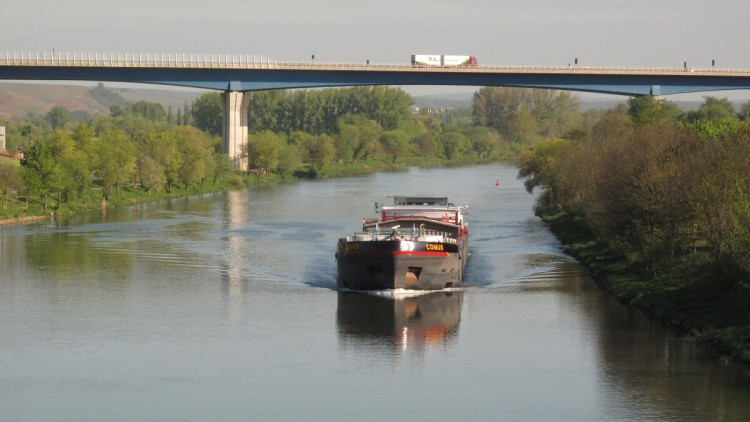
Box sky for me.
[2,0,750,98]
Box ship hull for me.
[336,239,467,290]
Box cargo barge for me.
[336,196,468,290]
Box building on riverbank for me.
[0,126,5,151]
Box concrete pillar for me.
[222,91,250,172]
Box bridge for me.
[3,51,750,168]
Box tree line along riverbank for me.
[0,85,582,222]
[518,96,750,363]
[538,207,750,363]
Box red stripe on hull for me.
[343,251,450,257]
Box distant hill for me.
[413,92,750,112]
[413,93,473,109]
[2,82,746,121]
[115,86,207,113]
[0,83,105,119]
[0,82,206,119]
[412,92,630,112]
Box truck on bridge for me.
[411,55,478,67]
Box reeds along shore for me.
[0,215,48,227]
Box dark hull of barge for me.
[335,239,467,291]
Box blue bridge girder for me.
[3,52,750,96]
[5,52,750,171]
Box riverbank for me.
[538,206,750,364]
[0,156,488,226]
[0,215,49,226]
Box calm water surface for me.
[2,164,749,421]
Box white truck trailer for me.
[411,55,478,67]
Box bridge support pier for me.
[222,91,250,172]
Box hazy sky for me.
[3,0,750,97]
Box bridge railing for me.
[0,51,282,69]
[0,51,420,69]
[3,51,750,75]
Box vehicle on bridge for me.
[411,55,478,67]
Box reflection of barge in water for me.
[336,196,468,290]
[336,291,463,350]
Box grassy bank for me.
[538,206,750,363]
[0,155,471,224]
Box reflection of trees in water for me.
[594,292,750,420]
[336,291,463,356]
[24,231,136,283]
[20,195,230,286]
[531,259,750,420]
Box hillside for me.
[0,83,106,118]
[5,82,745,122]
[0,82,206,119]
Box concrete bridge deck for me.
[4,51,750,170]
[3,51,750,77]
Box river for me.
[1,164,749,421]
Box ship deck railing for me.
[346,228,458,244]
[364,214,463,226]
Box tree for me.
[278,143,301,176]
[46,106,73,129]
[138,155,165,195]
[465,127,501,159]
[541,124,703,270]
[686,97,739,140]
[412,114,443,157]
[248,91,285,133]
[379,130,409,163]
[175,126,214,188]
[335,115,381,163]
[627,96,682,126]
[738,101,750,120]
[506,110,539,143]
[87,128,136,201]
[0,121,21,156]
[192,93,224,136]
[472,87,580,141]
[687,96,734,122]
[247,86,413,136]
[592,111,633,142]
[302,134,336,170]
[211,154,234,186]
[145,130,182,194]
[441,131,470,160]
[20,141,63,209]
[183,102,190,126]
[547,141,597,214]
[472,86,526,134]
[412,132,439,157]
[127,101,167,122]
[689,137,750,264]
[366,86,414,130]
[110,105,124,118]
[546,91,583,138]
[517,139,572,208]
[47,130,90,203]
[167,106,174,125]
[90,82,128,108]
[71,123,96,152]
[247,131,285,177]
[0,163,24,209]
